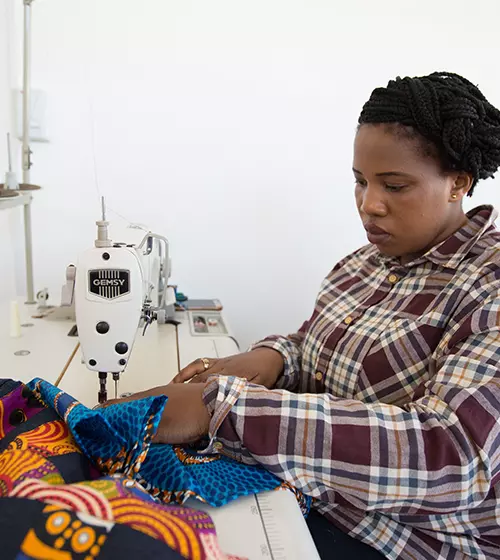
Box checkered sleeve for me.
[202,291,500,515]
[249,329,305,391]
[249,257,354,391]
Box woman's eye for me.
[354,179,366,187]
[385,184,407,192]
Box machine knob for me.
[96,321,110,334]
[115,342,128,355]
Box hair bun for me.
[359,72,500,192]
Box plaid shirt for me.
[202,205,500,560]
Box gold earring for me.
[451,194,458,200]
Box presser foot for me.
[98,372,108,404]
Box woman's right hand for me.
[171,348,284,389]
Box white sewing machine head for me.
[66,199,175,403]
[75,244,144,375]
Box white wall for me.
[2,0,500,349]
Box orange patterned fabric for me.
[8,421,80,457]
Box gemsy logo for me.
[89,270,130,299]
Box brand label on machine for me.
[89,269,130,299]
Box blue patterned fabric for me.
[139,444,287,506]
[28,378,165,477]
[28,378,311,513]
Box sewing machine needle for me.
[112,372,120,400]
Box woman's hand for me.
[102,383,210,444]
[171,348,284,388]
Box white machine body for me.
[115,224,172,312]
[75,245,144,373]
[68,199,175,402]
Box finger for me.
[191,369,261,385]
[172,358,217,384]
[188,371,213,384]
[172,361,205,384]
[171,359,208,383]
[98,385,169,407]
[170,361,203,383]
[189,364,228,384]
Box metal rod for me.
[22,0,35,304]
[22,1,32,182]
[98,372,108,404]
[23,200,35,303]
[7,133,12,172]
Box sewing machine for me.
[62,199,177,403]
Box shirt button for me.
[213,441,223,452]
[388,274,398,284]
[343,316,353,325]
[315,372,323,381]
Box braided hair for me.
[358,72,500,195]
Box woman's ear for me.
[450,173,473,202]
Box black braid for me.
[358,72,500,195]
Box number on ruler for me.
[260,544,270,556]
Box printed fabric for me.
[0,377,305,559]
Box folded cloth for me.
[28,378,312,514]
[0,379,244,559]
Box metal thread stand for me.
[22,0,35,304]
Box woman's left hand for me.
[102,383,211,445]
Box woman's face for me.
[353,124,470,263]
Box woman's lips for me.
[364,223,391,245]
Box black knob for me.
[119,359,126,366]
[96,321,110,334]
[102,252,110,261]
[115,342,128,355]
[89,359,97,366]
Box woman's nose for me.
[359,185,387,217]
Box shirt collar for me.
[375,205,498,270]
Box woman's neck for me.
[399,211,469,266]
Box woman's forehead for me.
[353,124,440,176]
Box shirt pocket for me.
[355,312,446,405]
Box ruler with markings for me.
[189,489,320,559]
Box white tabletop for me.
[0,300,80,385]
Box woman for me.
[112,73,500,559]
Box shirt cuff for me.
[201,375,252,461]
[250,337,300,390]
